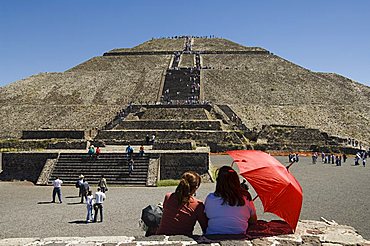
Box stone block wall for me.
[159,152,209,180]
[257,125,327,145]
[22,130,87,139]
[0,153,58,183]
[116,120,222,130]
[95,130,242,152]
[152,141,195,150]
[0,139,87,150]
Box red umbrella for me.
[227,150,303,231]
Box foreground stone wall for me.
[0,153,58,183]
[159,152,209,180]
[0,220,368,245]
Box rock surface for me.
[1,220,369,245]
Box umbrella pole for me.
[252,195,259,201]
[230,161,235,167]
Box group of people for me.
[288,153,299,163]
[52,175,108,223]
[87,145,101,159]
[317,152,347,166]
[152,166,257,236]
[355,151,368,166]
[78,175,108,222]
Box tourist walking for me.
[95,146,101,159]
[128,158,134,176]
[139,145,145,156]
[86,191,94,223]
[88,145,95,158]
[362,151,367,167]
[312,152,318,164]
[52,176,63,203]
[126,144,134,159]
[98,175,108,193]
[93,188,106,222]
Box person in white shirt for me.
[93,188,106,222]
[204,166,257,235]
[86,190,94,223]
[52,177,63,203]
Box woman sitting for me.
[205,166,257,235]
[156,171,208,236]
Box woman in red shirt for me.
[156,171,208,236]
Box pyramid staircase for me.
[48,153,149,186]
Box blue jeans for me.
[52,187,62,203]
[86,205,93,221]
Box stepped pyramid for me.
[1,37,369,150]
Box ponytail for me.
[175,178,191,205]
[175,171,201,206]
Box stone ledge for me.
[0,220,368,245]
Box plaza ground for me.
[0,155,369,240]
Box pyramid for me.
[1,37,369,150]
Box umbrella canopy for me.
[141,204,163,227]
[227,150,303,231]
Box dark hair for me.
[215,166,247,206]
[175,171,201,206]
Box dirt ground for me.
[0,155,369,240]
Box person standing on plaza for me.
[98,175,108,193]
[80,179,90,203]
[52,176,63,203]
[76,175,84,197]
[93,188,106,223]
[362,151,367,167]
[86,190,94,223]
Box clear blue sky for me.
[1,0,369,87]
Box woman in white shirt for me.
[204,166,257,235]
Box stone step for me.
[49,180,147,185]
[56,160,149,164]
[50,152,150,186]
[53,170,148,174]
[50,174,147,179]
